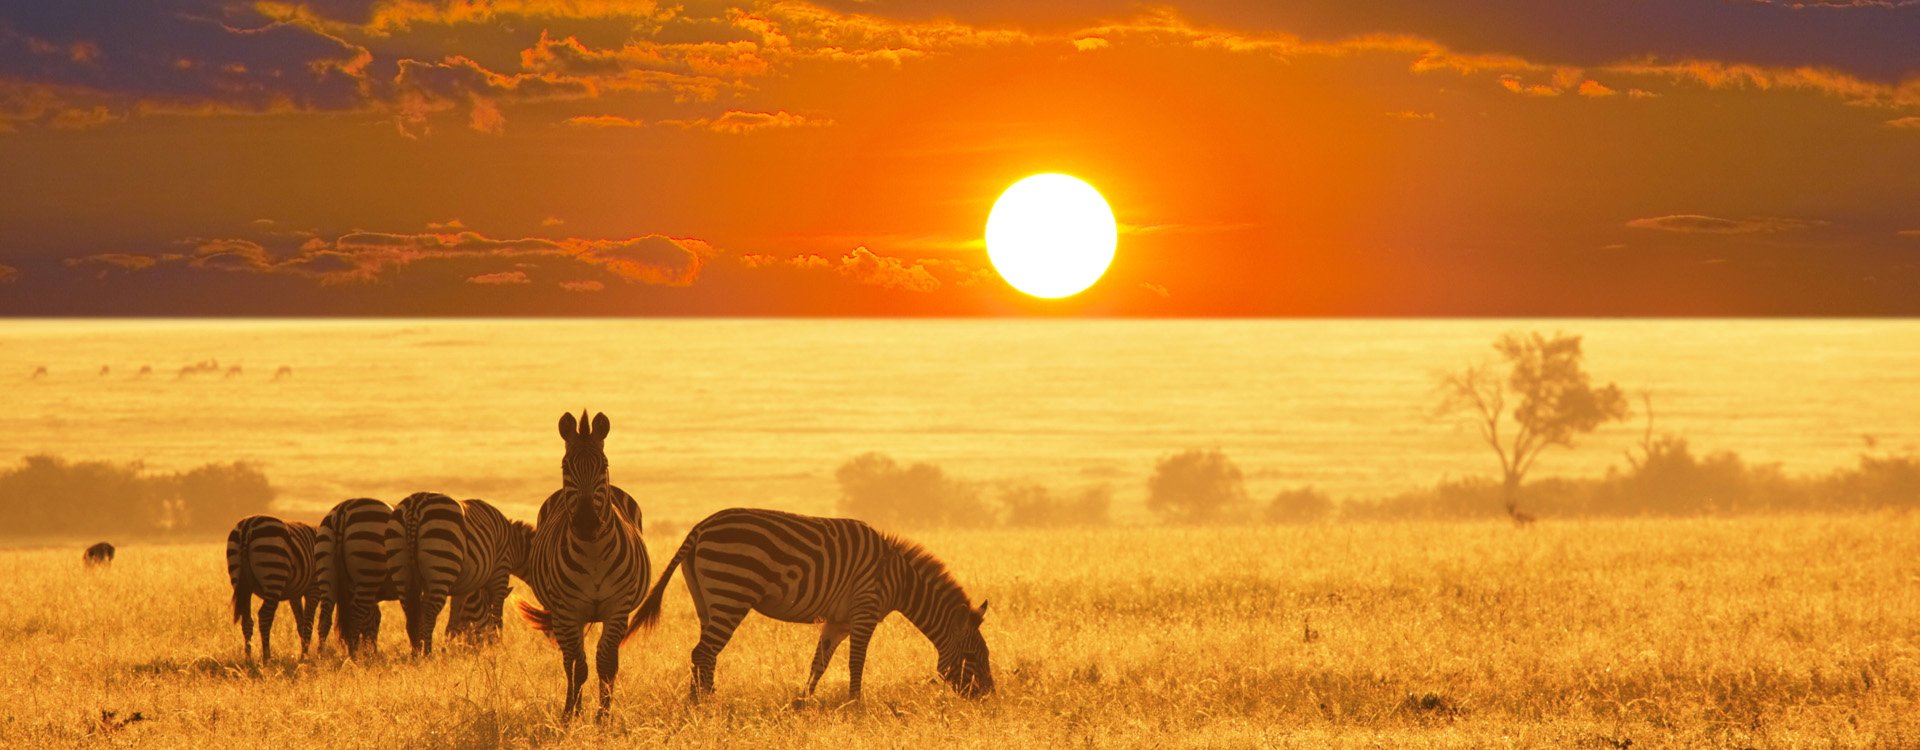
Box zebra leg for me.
[806,622,851,696]
[595,617,628,720]
[418,592,447,656]
[689,600,750,702]
[294,595,316,655]
[257,599,279,664]
[845,607,883,701]
[554,619,589,718]
[316,597,334,653]
[486,582,510,641]
[237,593,256,662]
[349,591,380,655]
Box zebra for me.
[83,541,115,568]
[518,411,649,719]
[225,515,324,662]
[631,508,993,701]
[317,498,403,656]
[393,491,466,656]
[445,505,534,643]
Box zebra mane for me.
[883,534,973,609]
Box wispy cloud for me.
[659,110,832,134]
[467,270,531,285]
[1626,214,1828,234]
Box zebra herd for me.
[223,411,994,717]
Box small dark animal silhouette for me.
[273,365,293,380]
[31,365,47,379]
[84,542,115,568]
[224,365,243,379]
[136,365,152,378]
[98,365,111,376]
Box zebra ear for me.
[977,600,989,618]
[592,412,610,439]
[559,412,578,440]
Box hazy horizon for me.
[6,318,1917,525]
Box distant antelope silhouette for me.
[98,365,110,377]
[273,365,293,380]
[1506,503,1537,527]
[31,366,47,379]
[136,365,152,378]
[225,365,243,379]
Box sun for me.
[985,173,1118,299]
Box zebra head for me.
[936,599,994,698]
[558,411,613,536]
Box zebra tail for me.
[628,533,693,634]
[232,575,251,625]
[516,599,554,636]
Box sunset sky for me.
[2,0,1916,315]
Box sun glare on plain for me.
[985,174,1118,299]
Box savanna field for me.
[4,516,1917,749]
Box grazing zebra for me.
[393,491,466,656]
[518,411,649,718]
[632,508,993,701]
[226,515,323,662]
[317,498,403,656]
[446,505,534,642]
[83,542,115,568]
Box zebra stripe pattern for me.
[631,508,993,701]
[519,411,650,718]
[225,515,324,663]
[394,491,467,656]
[316,497,403,656]
[446,503,533,642]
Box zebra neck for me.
[893,564,967,643]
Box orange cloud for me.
[565,115,647,128]
[837,247,940,292]
[467,270,530,284]
[1140,282,1170,298]
[1500,76,1560,97]
[559,279,605,292]
[1626,215,1828,234]
[1386,110,1436,120]
[63,254,160,277]
[1578,80,1617,97]
[659,110,832,134]
[72,229,720,289]
[1888,116,1920,128]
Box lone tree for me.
[1436,332,1629,522]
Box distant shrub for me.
[1002,483,1111,527]
[1146,448,1252,524]
[1265,486,1333,524]
[836,452,994,529]
[0,455,274,538]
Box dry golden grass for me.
[2,516,1917,748]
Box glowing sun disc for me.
[985,173,1117,298]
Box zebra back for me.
[226,515,317,603]
[394,491,467,600]
[318,498,403,642]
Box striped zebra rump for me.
[225,515,322,662]
[444,498,525,640]
[394,491,468,656]
[318,497,404,655]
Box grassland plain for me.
[1,516,1916,749]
